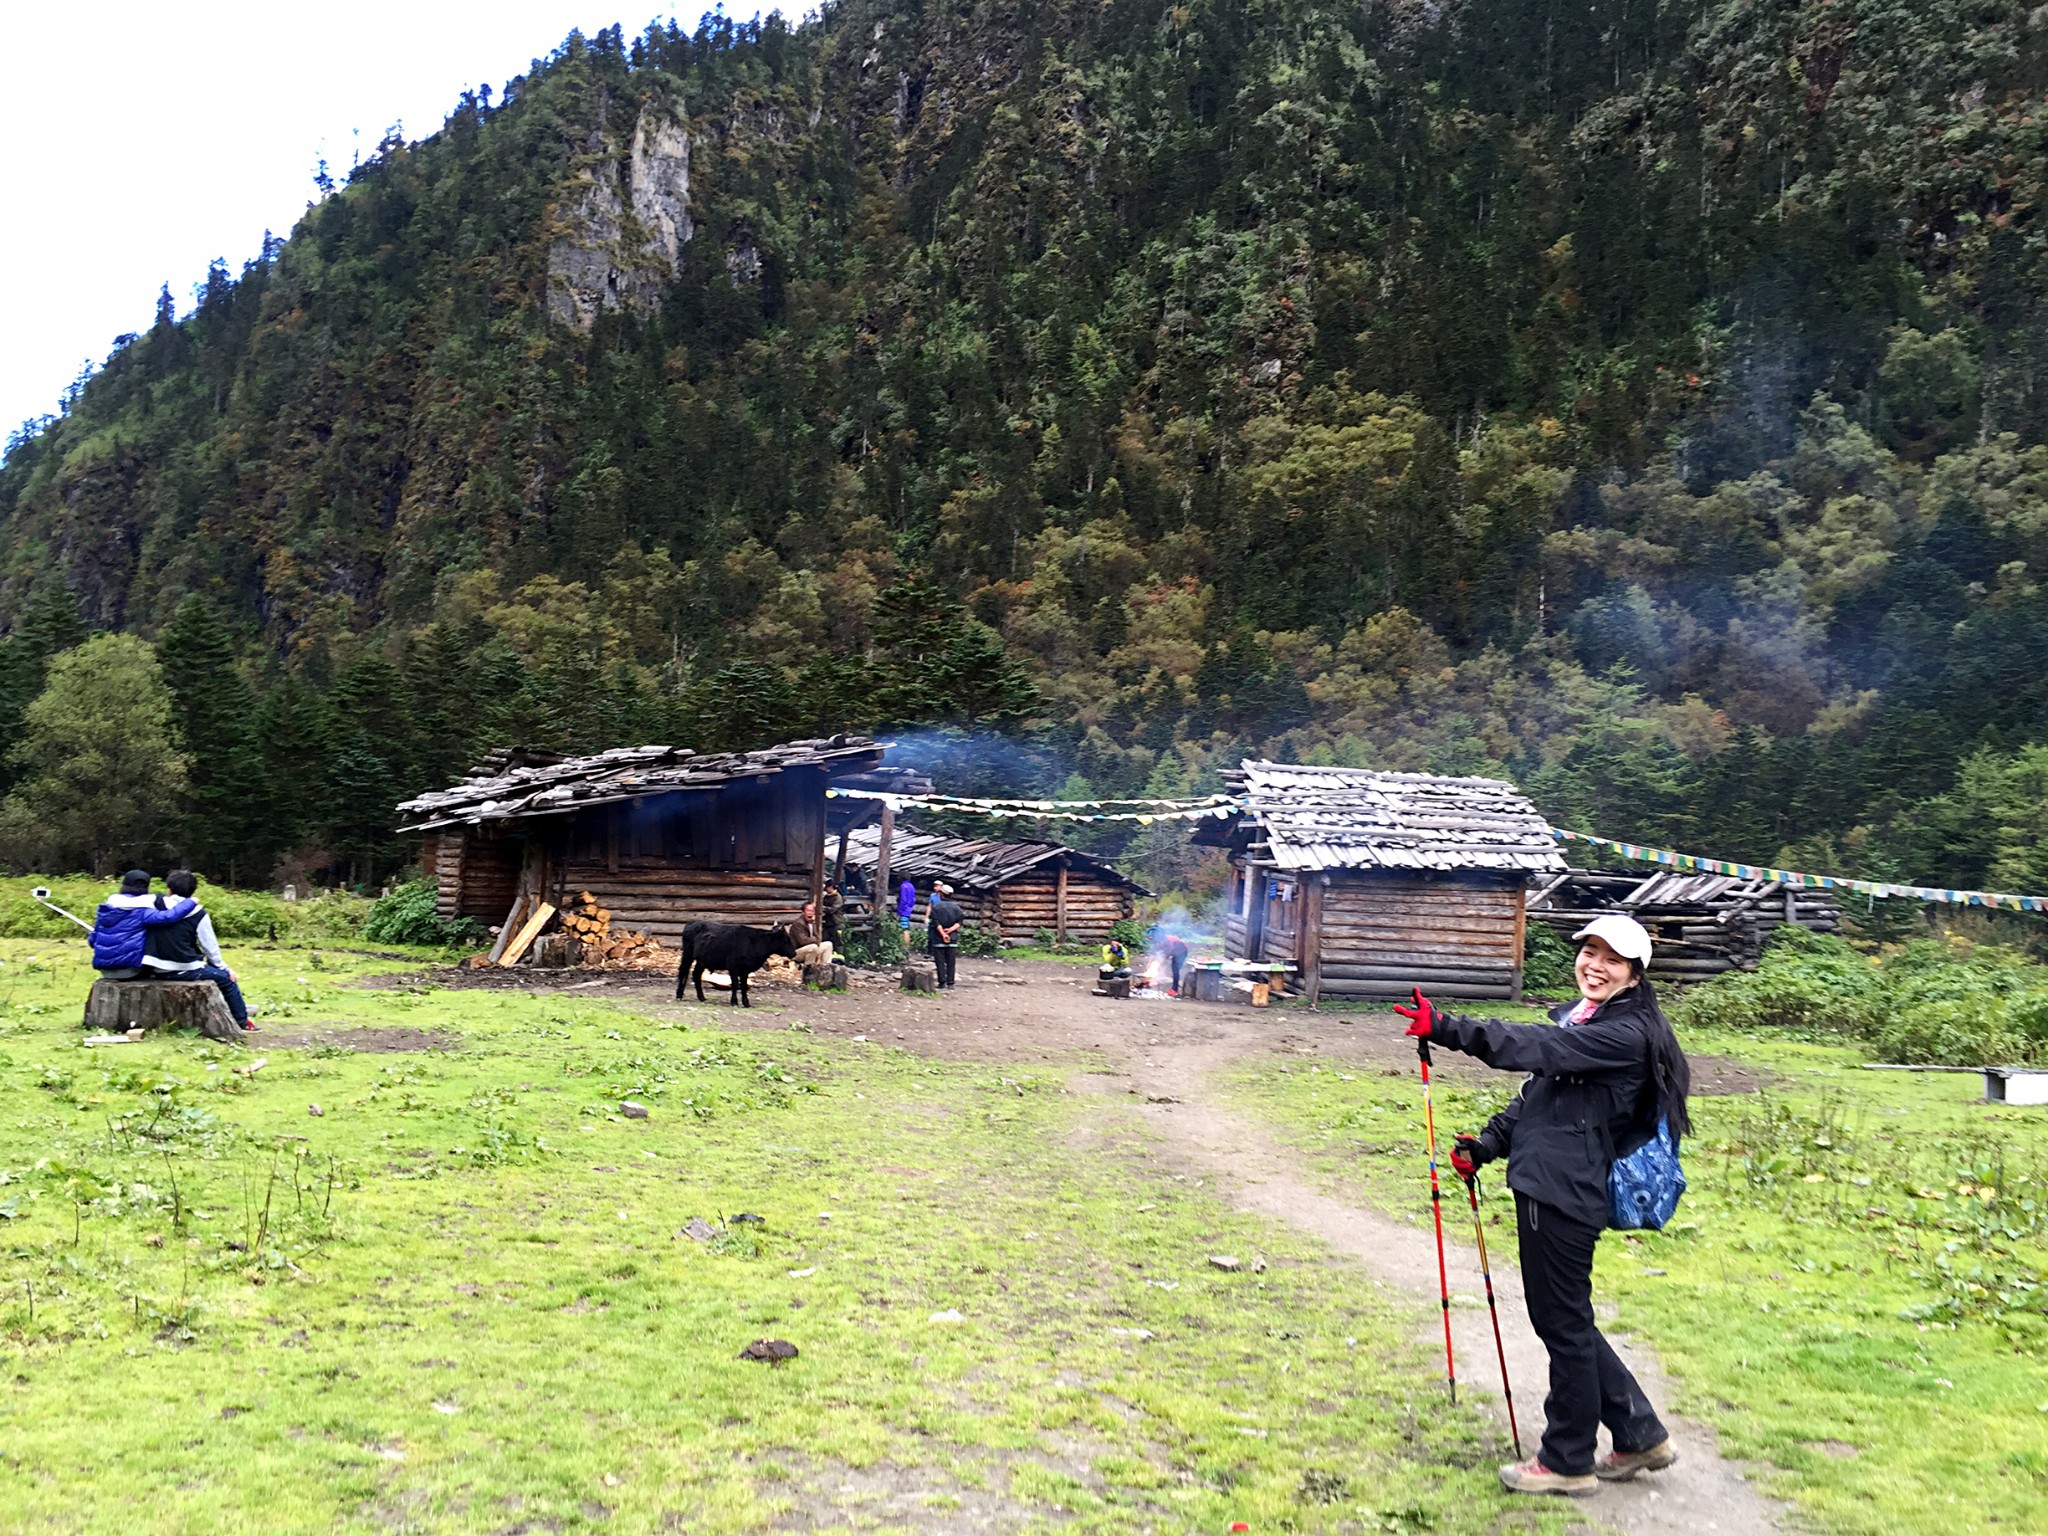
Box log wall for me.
[549,860,815,947]
[993,870,1134,944]
[1313,873,1524,999]
[1224,862,1525,1000]
[433,827,521,922]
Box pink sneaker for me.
[1498,1456,1599,1496]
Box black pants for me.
[932,944,957,987]
[1515,1193,1666,1474]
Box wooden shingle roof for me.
[396,737,894,832]
[1211,760,1564,875]
[842,829,1150,896]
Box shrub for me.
[1671,926,2048,1066]
[362,881,479,948]
[957,924,1004,957]
[1522,923,1577,994]
[1107,918,1146,950]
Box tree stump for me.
[803,963,849,990]
[901,961,939,993]
[82,980,241,1044]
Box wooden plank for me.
[1301,876,1324,1006]
[1055,861,1069,944]
[1511,887,1527,1003]
[485,893,529,964]
[497,901,557,968]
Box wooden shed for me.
[841,828,1148,945]
[1528,867,1843,985]
[397,738,920,951]
[1193,761,1564,1002]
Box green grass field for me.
[1230,1025,2048,1536]
[0,931,1557,1535]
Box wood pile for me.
[559,891,665,967]
[1528,868,1843,983]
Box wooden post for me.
[1511,884,1528,1003]
[832,823,852,890]
[808,813,828,924]
[1055,860,1070,944]
[872,801,895,928]
[1301,874,1325,1006]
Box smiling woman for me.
[1397,914,1693,1496]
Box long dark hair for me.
[1626,970,1692,1138]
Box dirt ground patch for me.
[258,1024,460,1053]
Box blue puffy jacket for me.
[90,897,198,970]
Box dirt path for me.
[484,960,1789,1532]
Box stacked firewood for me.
[559,891,664,967]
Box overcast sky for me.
[0,2,730,445]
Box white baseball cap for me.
[1572,913,1653,964]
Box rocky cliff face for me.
[546,100,693,330]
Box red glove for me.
[1450,1134,1484,1180]
[1393,986,1436,1039]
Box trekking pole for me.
[1416,1034,1457,1403]
[1461,1167,1521,1458]
[28,887,92,934]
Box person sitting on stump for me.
[89,870,199,979]
[787,900,835,972]
[1395,913,1688,1498]
[141,870,253,1032]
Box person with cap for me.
[926,882,963,988]
[88,870,200,978]
[1394,912,1692,1499]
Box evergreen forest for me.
[5,0,2048,896]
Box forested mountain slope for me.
[4,0,2048,891]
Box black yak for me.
[676,920,797,1006]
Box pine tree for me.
[320,654,417,882]
[253,673,335,858]
[870,575,1039,729]
[0,580,93,799]
[157,595,273,882]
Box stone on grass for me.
[1208,1255,1242,1272]
[620,1100,650,1119]
[738,1338,799,1365]
[680,1216,721,1243]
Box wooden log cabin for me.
[396,739,925,952]
[840,828,1148,945]
[1528,867,1844,985]
[1193,761,1565,1002]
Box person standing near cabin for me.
[821,881,844,946]
[896,877,916,935]
[1164,932,1190,994]
[142,870,253,1031]
[1394,914,1691,1498]
[927,883,963,988]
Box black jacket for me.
[1432,989,1668,1229]
[144,897,205,967]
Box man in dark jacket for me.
[926,884,963,988]
[89,871,198,978]
[1397,914,1688,1498]
[142,870,251,1030]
